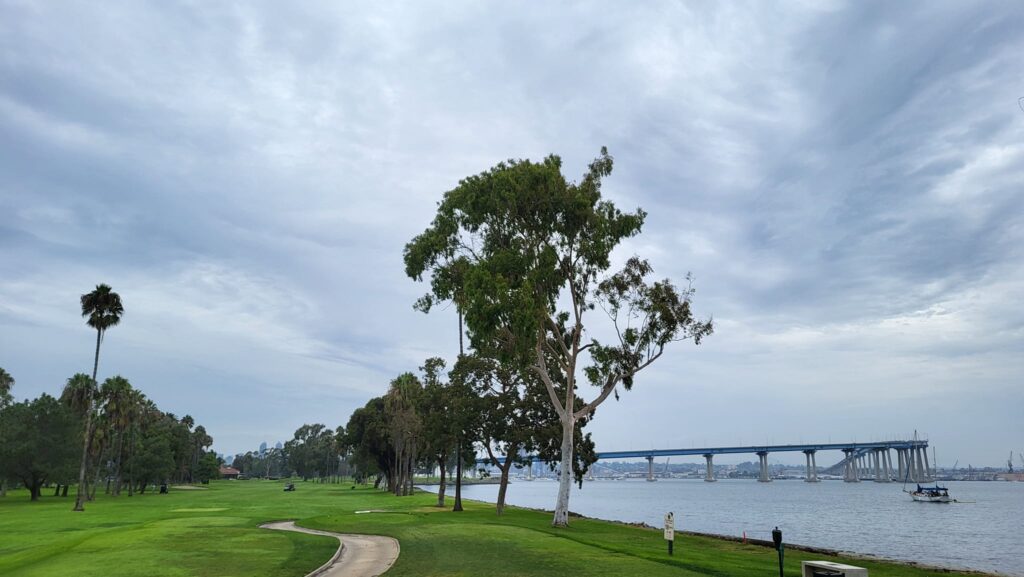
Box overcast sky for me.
[2,1,1022,467]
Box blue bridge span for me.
[479,440,933,483]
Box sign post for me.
[772,526,784,577]
[664,512,675,556]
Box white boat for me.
[909,484,952,503]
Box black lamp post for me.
[772,526,784,577]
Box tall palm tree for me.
[73,284,124,512]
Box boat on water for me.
[909,484,952,503]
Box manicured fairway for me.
[0,481,991,577]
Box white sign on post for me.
[664,512,675,541]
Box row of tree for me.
[227,425,349,482]
[1,284,221,505]
[0,368,220,501]
[341,355,598,515]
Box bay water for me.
[434,478,1022,576]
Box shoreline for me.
[414,485,1006,577]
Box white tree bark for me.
[552,416,575,527]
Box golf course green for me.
[0,480,989,577]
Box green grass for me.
[0,481,991,577]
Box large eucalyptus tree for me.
[405,149,712,526]
[74,284,124,511]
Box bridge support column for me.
[646,456,655,482]
[703,454,716,482]
[879,450,891,482]
[757,451,770,482]
[897,450,905,482]
[843,449,859,482]
[586,467,594,481]
[803,450,819,482]
[922,446,931,481]
[872,450,888,483]
[526,459,533,481]
[907,448,918,482]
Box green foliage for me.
[0,367,13,408]
[344,397,392,482]
[81,284,124,334]
[0,394,81,500]
[283,423,339,481]
[404,148,645,364]
[61,373,97,418]
[195,453,220,483]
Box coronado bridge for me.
[477,440,934,483]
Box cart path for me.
[259,521,400,577]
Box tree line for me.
[0,285,219,505]
[0,368,218,501]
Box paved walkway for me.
[260,521,399,577]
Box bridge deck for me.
[477,440,927,465]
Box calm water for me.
[433,479,1023,576]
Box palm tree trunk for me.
[113,431,124,496]
[453,439,463,512]
[73,329,102,512]
[127,422,135,497]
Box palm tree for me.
[61,373,96,499]
[0,366,13,408]
[73,284,124,512]
[0,367,12,495]
[100,376,133,495]
[125,388,147,496]
[61,373,97,416]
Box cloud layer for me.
[2,1,1022,465]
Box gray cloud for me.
[1,1,1021,464]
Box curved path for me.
[260,521,400,577]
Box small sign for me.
[664,512,675,541]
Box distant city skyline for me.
[2,3,1021,467]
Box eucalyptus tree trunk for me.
[73,329,102,511]
[495,455,515,515]
[552,416,575,527]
